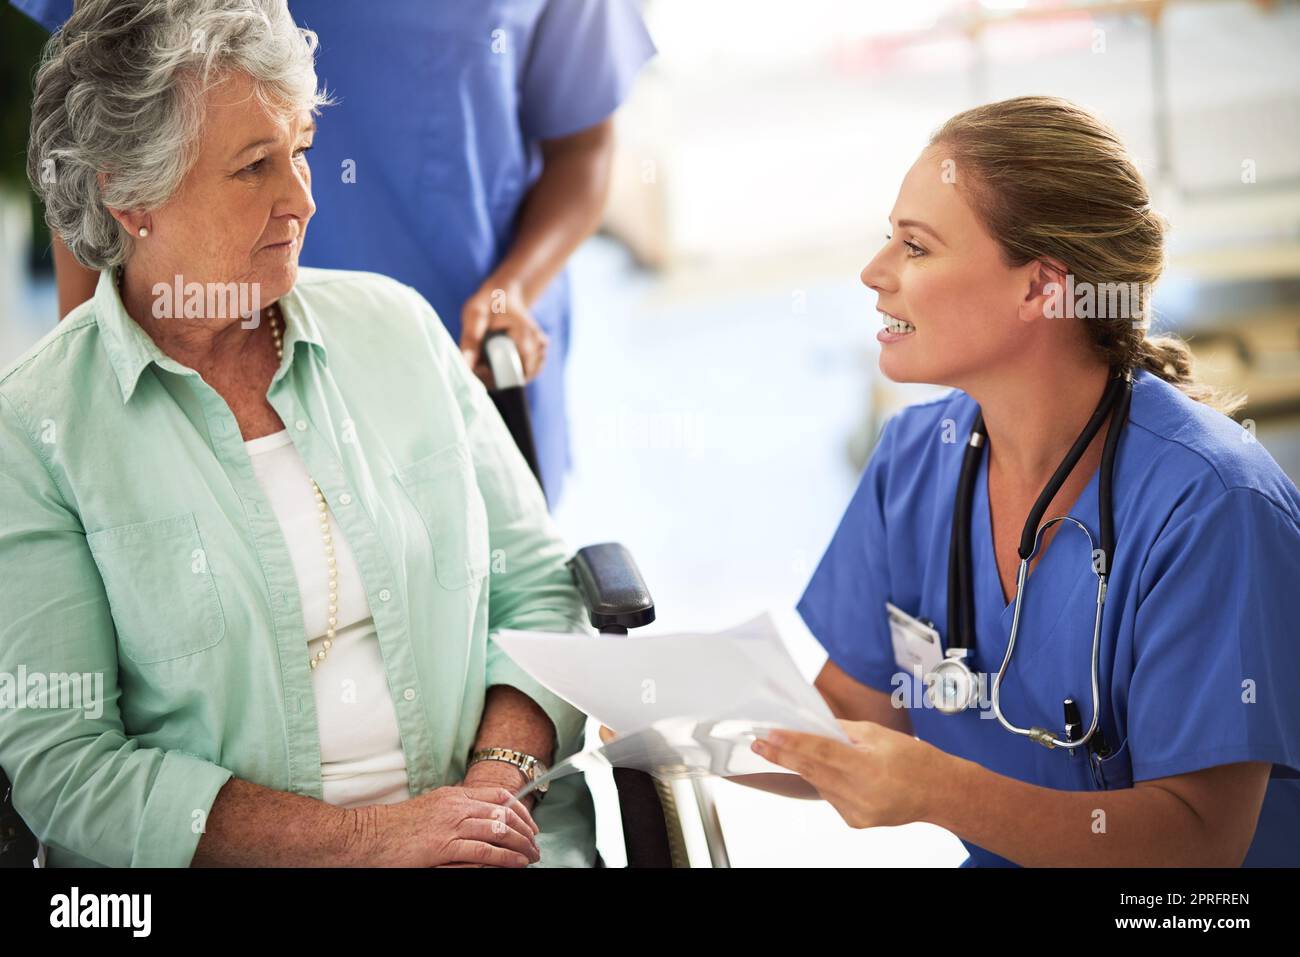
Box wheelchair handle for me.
[483,330,526,390]
[478,330,543,491]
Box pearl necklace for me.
[268,305,339,670]
[115,269,337,668]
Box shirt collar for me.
[94,269,329,404]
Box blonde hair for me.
[930,96,1244,417]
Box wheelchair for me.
[483,331,729,868]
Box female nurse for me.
[749,96,1300,866]
[12,0,657,506]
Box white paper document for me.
[494,612,850,780]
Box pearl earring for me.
[138,227,149,238]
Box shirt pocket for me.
[394,441,490,590]
[86,512,226,664]
[1089,736,1134,791]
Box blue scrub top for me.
[14,0,657,505]
[799,369,1300,867]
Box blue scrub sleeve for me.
[797,416,901,694]
[1128,486,1300,782]
[519,0,656,141]
[9,0,71,31]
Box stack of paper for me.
[494,613,849,779]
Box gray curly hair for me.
[26,0,331,271]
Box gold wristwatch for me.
[467,747,550,801]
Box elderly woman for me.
[0,0,595,867]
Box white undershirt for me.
[243,428,411,808]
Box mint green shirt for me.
[0,268,594,867]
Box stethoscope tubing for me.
[944,369,1132,751]
[991,516,1105,750]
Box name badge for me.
[886,601,943,678]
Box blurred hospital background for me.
[3,0,1298,866]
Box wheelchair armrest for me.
[567,543,656,631]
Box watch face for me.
[533,761,550,792]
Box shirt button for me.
[378,588,392,602]
[295,420,307,431]
[338,492,353,506]
[403,688,416,701]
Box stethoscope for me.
[927,368,1133,755]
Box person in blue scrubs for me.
[750,97,1300,866]
[14,0,657,506]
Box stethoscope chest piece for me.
[927,649,981,714]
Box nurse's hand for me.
[750,719,944,828]
[460,277,550,385]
